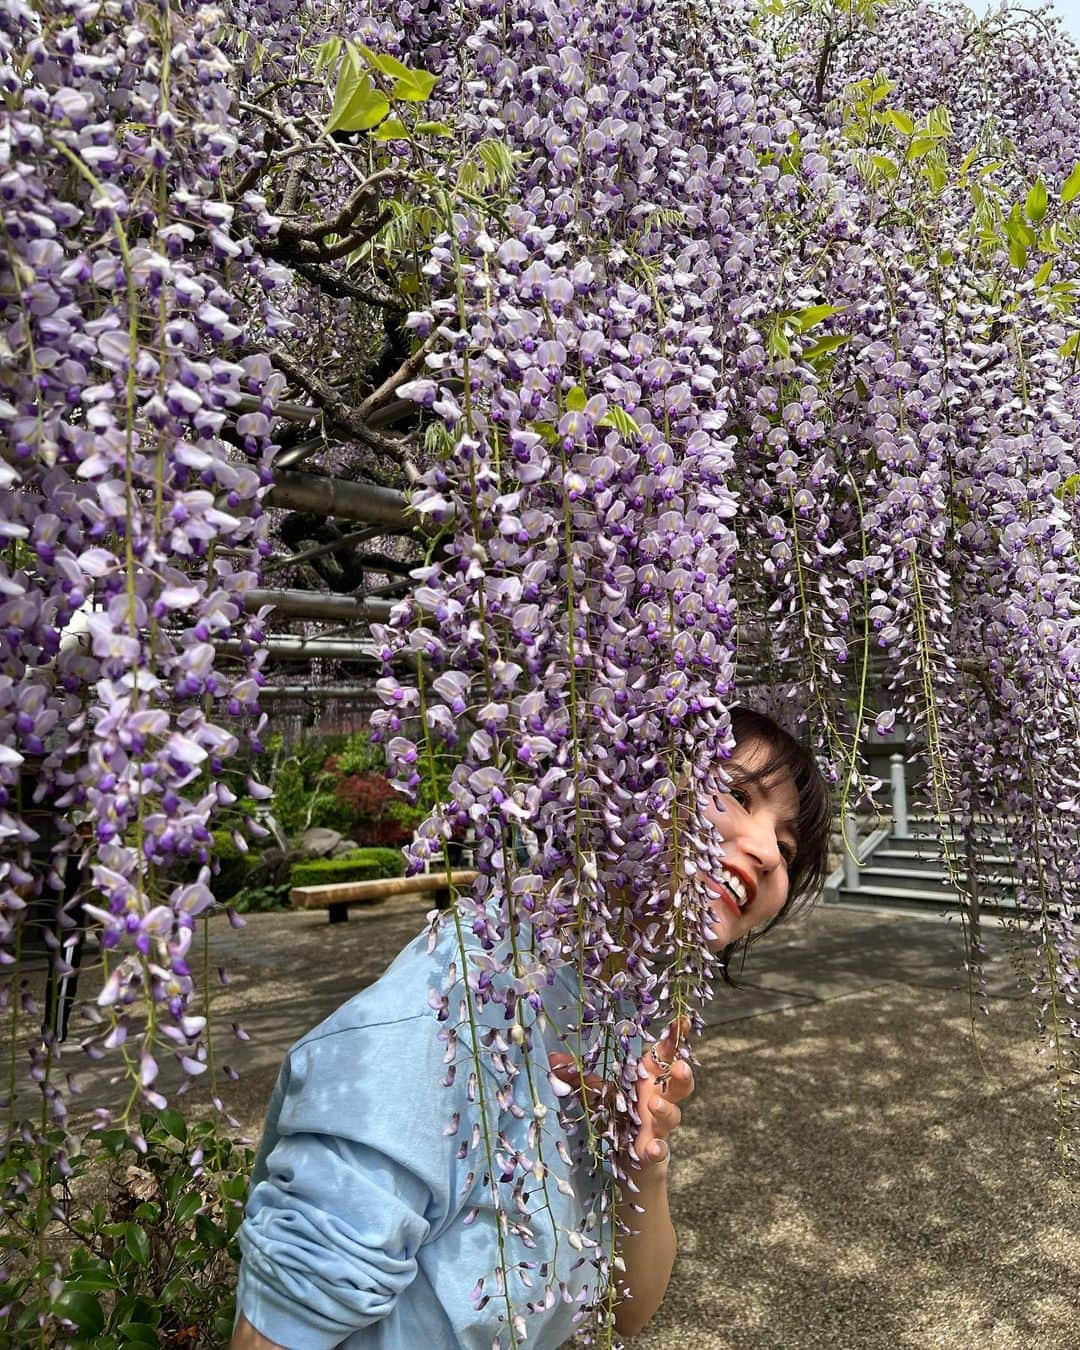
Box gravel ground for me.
[52,898,1080,1349]
[630,983,1077,1350]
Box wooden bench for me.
[291,870,479,924]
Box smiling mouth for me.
[702,875,746,919]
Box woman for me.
[231,707,831,1348]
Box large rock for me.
[331,838,359,857]
[243,847,294,888]
[298,827,342,858]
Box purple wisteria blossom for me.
[3,0,1080,1344]
[1,1,277,1154]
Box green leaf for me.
[767,326,791,360]
[1005,203,1035,247]
[311,37,342,77]
[1059,332,1080,359]
[173,1191,203,1227]
[52,1289,105,1335]
[905,135,936,161]
[1061,161,1080,204]
[325,66,391,135]
[925,104,952,138]
[476,138,515,188]
[531,421,558,444]
[132,1202,159,1223]
[195,1213,227,1250]
[1008,235,1028,269]
[924,159,947,195]
[1033,259,1054,289]
[391,70,438,102]
[96,1130,128,1157]
[800,333,851,360]
[63,1270,118,1293]
[565,386,587,412]
[356,43,412,82]
[870,154,898,180]
[374,117,409,141]
[596,406,640,438]
[883,107,914,136]
[1056,471,1080,499]
[415,120,454,137]
[790,304,843,332]
[118,1326,159,1349]
[158,1108,187,1143]
[124,1224,150,1267]
[1025,179,1048,224]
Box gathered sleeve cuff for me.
[237,1014,458,1348]
[237,1133,431,1348]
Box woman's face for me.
[695,737,801,953]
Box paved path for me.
[56,898,1079,1349]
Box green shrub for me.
[289,847,404,889]
[1,1113,252,1348]
[270,757,308,839]
[330,727,388,777]
[230,879,293,914]
[210,829,252,900]
[305,789,355,836]
[272,752,354,840]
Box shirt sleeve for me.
[236,1013,458,1349]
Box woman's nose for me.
[738,820,782,872]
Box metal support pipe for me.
[266,470,419,530]
[243,589,394,624]
[890,753,909,839]
[259,684,383,699]
[216,636,379,662]
[842,810,860,891]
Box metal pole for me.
[842,810,860,891]
[258,684,384,699]
[266,471,423,530]
[215,636,379,661]
[242,590,394,624]
[890,753,909,839]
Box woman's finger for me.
[643,1016,692,1087]
[662,1059,695,1104]
[548,1053,612,1112]
[649,1097,681,1132]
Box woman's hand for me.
[548,1015,695,1171]
[549,1017,694,1337]
[630,1016,695,1170]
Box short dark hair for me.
[715,705,833,984]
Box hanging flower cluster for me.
[3,0,1080,1345]
[784,0,1080,1141]
[0,0,281,1139]
[370,0,1080,1333]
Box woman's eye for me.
[729,786,750,808]
[779,842,797,867]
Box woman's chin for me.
[704,902,744,951]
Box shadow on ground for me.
[37,900,1080,1350]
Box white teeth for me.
[719,867,748,907]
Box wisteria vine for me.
[2,0,1079,1344]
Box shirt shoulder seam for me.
[297,1012,432,1048]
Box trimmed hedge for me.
[289,847,405,889]
[210,829,256,898]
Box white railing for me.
[826,752,909,898]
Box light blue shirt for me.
[237,913,620,1348]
